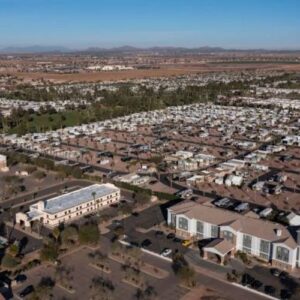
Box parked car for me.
[270,268,280,277]
[141,239,152,248]
[280,289,292,300]
[161,248,172,257]
[15,274,27,283]
[155,230,164,237]
[173,237,182,243]
[121,156,133,162]
[241,273,255,286]
[129,241,140,248]
[251,280,263,289]
[19,285,34,298]
[264,285,276,295]
[181,240,192,247]
[279,271,289,280]
[149,180,158,185]
[166,233,175,239]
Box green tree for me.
[61,226,79,247]
[40,240,59,262]
[1,253,20,269]
[78,223,100,245]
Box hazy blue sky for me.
[0,0,299,49]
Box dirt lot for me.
[3,62,300,83]
[0,163,67,201]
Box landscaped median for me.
[109,241,169,279]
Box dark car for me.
[241,273,255,286]
[279,271,289,280]
[141,239,152,248]
[104,152,113,158]
[167,233,175,239]
[173,237,182,243]
[129,241,140,248]
[155,230,164,237]
[280,289,292,300]
[264,285,276,295]
[251,280,262,289]
[280,155,293,162]
[15,274,27,283]
[131,212,139,217]
[270,268,280,277]
[121,156,133,162]
[149,180,158,185]
[19,285,34,298]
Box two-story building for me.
[16,183,120,228]
[167,201,300,270]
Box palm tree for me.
[52,227,60,244]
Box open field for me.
[3,62,300,83]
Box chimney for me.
[275,229,282,237]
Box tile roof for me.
[169,201,297,248]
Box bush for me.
[135,191,151,206]
[24,165,37,174]
[40,242,59,262]
[61,226,79,247]
[79,223,100,245]
[33,170,47,180]
[1,253,20,269]
[172,253,196,287]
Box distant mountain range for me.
[0,45,299,54]
[0,45,71,54]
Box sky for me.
[0,0,299,49]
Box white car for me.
[161,248,172,257]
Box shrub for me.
[1,253,20,269]
[79,223,100,245]
[40,242,59,262]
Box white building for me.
[16,183,120,228]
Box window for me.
[276,246,289,263]
[243,234,252,253]
[259,240,270,260]
[170,214,176,227]
[223,230,234,243]
[197,221,204,239]
[178,217,188,231]
[211,225,219,238]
